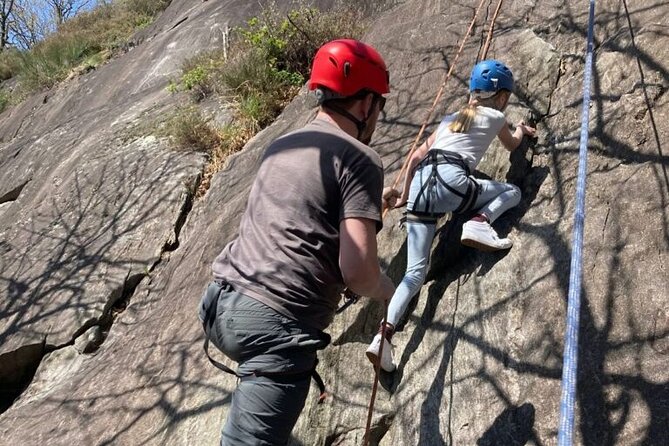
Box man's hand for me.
[343,288,361,302]
[382,187,401,211]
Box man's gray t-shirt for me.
[212,117,384,331]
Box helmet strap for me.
[323,102,368,141]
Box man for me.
[199,39,397,445]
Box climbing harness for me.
[408,149,481,222]
[201,281,328,403]
[557,1,595,445]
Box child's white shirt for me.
[431,106,507,171]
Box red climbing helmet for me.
[309,39,390,99]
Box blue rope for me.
[557,1,596,445]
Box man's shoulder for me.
[271,118,348,146]
[279,118,382,166]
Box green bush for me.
[236,91,282,131]
[177,51,226,100]
[181,66,208,91]
[0,89,12,114]
[17,33,96,90]
[165,1,368,194]
[0,48,23,81]
[174,0,369,103]
[174,1,365,117]
[222,1,365,125]
[219,49,291,96]
[236,3,365,80]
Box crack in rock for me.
[543,55,566,120]
[0,171,202,414]
[0,179,30,204]
[169,15,189,31]
[0,341,46,414]
[161,176,198,254]
[73,271,147,354]
[0,271,145,415]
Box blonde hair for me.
[448,90,507,133]
[448,103,477,133]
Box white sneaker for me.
[366,333,396,372]
[461,220,513,251]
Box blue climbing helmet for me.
[469,59,514,93]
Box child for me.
[366,60,536,372]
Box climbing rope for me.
[363,304,387,446]
[479,0,504,61]
[363,1,501,444]
[557,1,596,445]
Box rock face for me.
[0,0,667,445]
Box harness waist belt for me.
[415,149,471,176]
[409,149,480,218]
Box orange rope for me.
[363,2,495,444]
[480,0,504,61]
[363,303,387,446]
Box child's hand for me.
[516,121,536,137]
[382,187,402,210]
[394,196,408,209]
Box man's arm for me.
[339,217,394,301]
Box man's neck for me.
[316,109,360,140]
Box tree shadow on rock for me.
[477,403,536,446]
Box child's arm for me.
[397,131,436,207]
[497,121,536,151]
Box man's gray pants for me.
[199,281,330,446]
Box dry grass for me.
[0,0,169,104]
[163,106,222,153]
[160,106,255,197]
[196,124,253,197]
